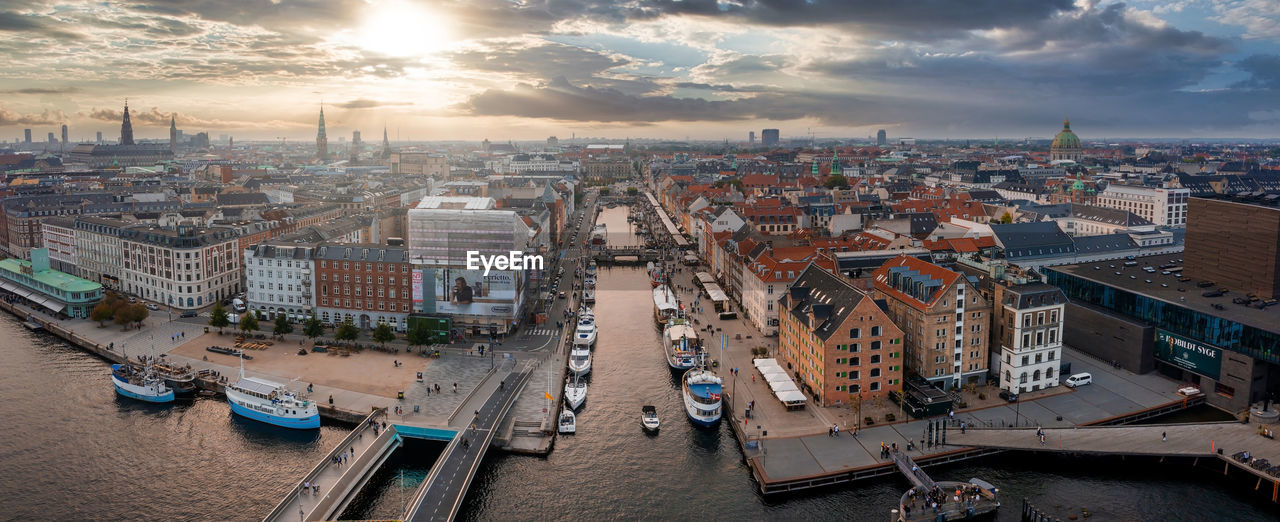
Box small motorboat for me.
[558,408,577,434]
[642,405,660,431]
[565,378,587,410]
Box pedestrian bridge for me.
[403,361,535,522]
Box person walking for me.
[1162,431,1167,442]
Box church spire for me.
[316,104,328,161]
[120,99,135,146]
[381,125,391,159]
[169,114,177,154]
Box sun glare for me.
[355,1,451,57]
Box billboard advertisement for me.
[411,270,424,309]
[1154,330,1222,380]
[430,267,523,317]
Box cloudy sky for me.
[1,0,1278,142]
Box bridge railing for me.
[262,408,385,522]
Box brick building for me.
[778,264,904,407]
[1184,195,1280,299]
[314,244,412,331]
[873,255,991,391]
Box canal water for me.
[1,202,1275,520]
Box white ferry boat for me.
[225,364,319,429]
[682,367,723,427]
[652,285,678,325]
[110,364,174,403]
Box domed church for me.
[1050,117,1082,162]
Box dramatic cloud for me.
[0,0,1277,138]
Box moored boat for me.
[565,378,587,410]
[574,308,597,348]
[225,362,319,429]
[663,319,700,372]
[652,285,678,325]
[558,408,576,434]
[646,261,665,288]
[568,346,592,377]
[682,367,722,427]
[110,364,175,403]
[130,357,198,396]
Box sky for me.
[0,0,1278,142]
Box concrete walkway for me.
[266,413,390,522]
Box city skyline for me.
[1,1,1279,141]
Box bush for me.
[885,413,896,422]
[978,392,987,400]
[864,416,875,426]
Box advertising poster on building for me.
[432,268,522,317]
[411,270,424,308]
[1154,330,1221,380]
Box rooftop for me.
[1047,252,1279,335]
[0,258,102,293]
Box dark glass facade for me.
[1046,269,1280,366]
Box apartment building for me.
[990,282,1067,394]
[778,264,904,407]
[873,255,991,391]
[1094,184,1189,227]
[244,242,318,321]
[120,225,241,309]
[72,216,127,291]
[315,244,412,331]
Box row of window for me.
[318,260,408,273]
[319,298,410,312]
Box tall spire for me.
[381,125,390,159]
[169,114,177,154]
[1063,115,1070,130]
[120,99,134,146]
[316,104,328,161]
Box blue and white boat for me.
[111,364,175,403]
[225,363,319,429]
[663,319,700,371]
[682,367,722,427]
[574,308,597,348]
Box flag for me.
[710,392,721,401]
[544,391,553,400]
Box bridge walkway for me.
[263,410,395,522]
[403,359,535,521]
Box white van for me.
[1064,373,1092,387]
[232,298,247,313]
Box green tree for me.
[825,174,849,189]
[209,302,230,333]
[406,319,430,347]
[130,303,149,326]
[599,188,611,196]
[113,305,133,329]
[303,314,324,340]
[90,301,114,327]
[239,312,258,333]
[372,322,395,347]
[626,186,638,196]
[273,313,294,337]
[998,211,1013,224]
[335,318,359,342]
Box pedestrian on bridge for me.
[1162,431,1167,442]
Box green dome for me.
[1051,118,1080,150]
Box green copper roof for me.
[1051,117,1080,150]
[0,258,103,293]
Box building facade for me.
[778,265,904,407]
[120,225,241,309]
[245,242,318,322]
[873,255,991,391]
[1183,195,1280,300]
[1094,184,1189,227]
[40,217,77,274]
[991,282,1066,394]
[73,216,127,290]
[314,244,412,331]
[0,248,103,318]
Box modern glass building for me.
[0,248,103,318]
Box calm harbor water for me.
[1,203,1275,520]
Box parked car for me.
[128,297,137,303]
[558,291,567,299]
[145,303,160,311]
[1177,386,1201,396]
[1064,373,1092,387]
[180,310,198,318]
[999,389,1018,402]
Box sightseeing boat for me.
[110,364,175,403]
[663,319,700,372]
[681,366,722,427]
[652,285,678,325]
[225,363,319,429]
[590,224,607,246]
[129,359,197,396]
[646,261,665,288]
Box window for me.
[870,354,881,364]
[1019,372,1027,384]
[1021,355,1029,365]
[850,328,861,338]
[870,326,881,336]
[871,340,881,350]
[869,381,880,391]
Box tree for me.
[130,304,149,326]
[998,211,1013,224]
[626,186,638,196]
[90,301,114,327]
[239,312,258,333]
[406,319,430,347]
[303,314,324,340]
[113,306,133,329]
[335,318,360,342]
[372,322,395,347]
[825,174,849,189]
[273,313,294,337]
[209,302,230,333]
[599,187,611,196]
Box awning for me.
[0,280,19,293]
[11,287,35,300]
[769,379,800,393]
[36,298,65,313]
[775,389,807,405]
